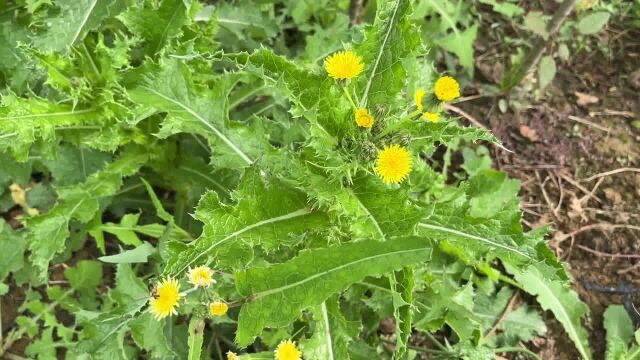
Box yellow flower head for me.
[414,88,426,111]
[275,339,302,360]
[227,351,239,360]
[188,266,215,288]
[149,277,181,320]
[375,145,413,184]
[355,108,374,128]
[422,112,439,123]
[324,50,364,80]
[433,76,460,102]
[209,301,229,316]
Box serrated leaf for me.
[301,299,360,360]
[166,169,328,274]
[604,305,633,360]
[577,11,611,35]
[356,0,420,108]
[129,60,261,168]
[119,0,189,56]
[509,264,592,360]
[42,143,111,186]
[64,260,103,298]
[33,0,127,52]
[433,24,478,70]
[26,147,149,280]
[130,312,175,358]
[234,236,432,345]
[0,219,25,281]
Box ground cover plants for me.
[1,0,637,359]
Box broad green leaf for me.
[130,312,175,358]
[166,169,329,274]
[26,147,149,280]
[187,318,205,360]
[98,242,156,264]
[0,219,25,281]
[301,298,360,360]
[604,305,633,360]
[42,143,111,186]
[64,260,103,298]
[119,0,190,56]
[235,49,352,138]
[0,95,102,160]
[33,0,127,52]
[577,11,611,35]
[433,24,478,70]
[538,55,556,89]
[509,264,592,360]
[356,0,420,108]
[524,11,549,39]
[129,60,262,168]
[234,236,432,345]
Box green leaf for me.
[98,242,156,264]
[129,60,262,168]
[538,55,556,89]
[33,0,127,52]
[234,236,432,345]
[119,0,190,56]
[478,0,524,17]
[524,11,549,39]
[509,264,592,360]
[26,147,149,280]
[166,169,328,274]
[130,312,174,358]
[301,298,360,360]
[356,0,420,108]
[0,219,25,281]
[42,144,111,186]
[187,318,205,360]
[64,260,103,298]
[433,24,478,70]
[577,11,611,35]
[604,305,633,360]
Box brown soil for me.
[461,14,640,359]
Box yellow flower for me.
[375,145,413,184]
[227,351,239,360]
[433,76,460,102]
[188,266,215,288]
[414,88,426,111]
[422,112,439,123]
[324,50,364,80]
[209,301,229,316]
[149,277,181,320]
[355,108,374,128]
[275,339,302,360]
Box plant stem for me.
[498,274,525,291]
[376,110,421,139]
[423,331,449,352]
[494,346,542,360]
[340,83,358,110]
[380,337,448,355]
[501,0,576,92]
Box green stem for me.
[423,331,449,352]
[494,346,541,360]
[498,274,525,291]
[376,110,421,139]
[380,337,448,355]
[340,84,358,110]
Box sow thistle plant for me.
[0,0,598,360]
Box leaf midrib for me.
[178,208,312,273]
[140,85,253,165]
[418,222,533,259]
[251,247,428,300]
[360,0,402,107]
